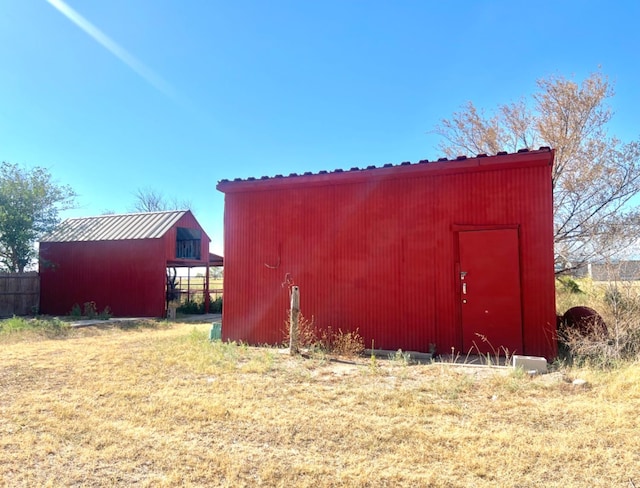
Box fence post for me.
[289,286,299,355]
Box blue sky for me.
[1,1,639,255]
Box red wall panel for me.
[219,150,557,358]
[40,239,167,317]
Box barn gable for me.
[39,210,212,317]
[217,148,557,359]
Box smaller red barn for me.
[217,148,557,359]
[39,210,213,317]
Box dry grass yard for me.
[1,320,640,487]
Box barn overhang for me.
[166,253,223,268]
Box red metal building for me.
[39,210,212,317]
[217,148,557,359]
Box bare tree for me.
[131,187,192,213]
[433,72,640,272]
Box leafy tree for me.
[0,162,76,272]
[210,266,223,280]
[433,72,640,272]
[131,187,192,213]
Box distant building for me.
[39,210,217,317]
[574,261,640,281]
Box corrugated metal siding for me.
[517,166,557,356]
[219,150,556,358]
[39,239,167,317]
[430,166,557,355]
[41,211,187,242]
[222,180,440,351]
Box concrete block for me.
[512,355,547,374]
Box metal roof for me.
[41,210,189,243]
[217,147,553,193]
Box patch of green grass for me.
[113,319,166,331]
[0,316,69,337]
[0,317,170,343]
[154,327,246,373]
[388,349,413,365]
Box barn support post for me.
[289,286,300,355]
[187,268,191,303]
[205,262,210,313]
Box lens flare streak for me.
[45,0,174,97]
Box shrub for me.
[69,303,82,318]
[176,295,222,315]
[557,276,584,294]
[83,301,97,319]
[68,302,110,320]
[177,300,204,314]
[210,296,223,314]
[282,313,319,349]
[320,326,365,357]
[98,306,112,320]
[603,285,639,315]
[282,315,364,358]
[559,280,640,368]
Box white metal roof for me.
[41,210,188,242]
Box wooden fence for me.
[0,272,40,317]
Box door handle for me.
[462,282,467,295]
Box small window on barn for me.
[176,228,201,260]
